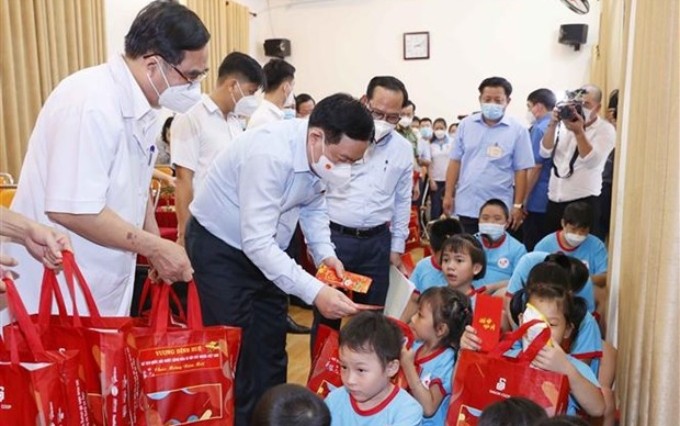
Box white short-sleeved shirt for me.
[429,137,453,181]
[247,98,283,129]
[171,95,242,190]
[540,117,616,202]
[5,55,159,319]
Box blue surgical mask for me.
[420,127,432,139]
[479,223,506,241]
[283,108,296,120]
[481,103,505,121]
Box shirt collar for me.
[472,111,511,127]
[109,54,155,122]
[294,120,312,173]
[262,98,285,119]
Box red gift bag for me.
[132,281,241,425]
[307,325,342,397]
[446,320,570,425]
[6,252,140,425]
[0,277,91,425]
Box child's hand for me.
[531,344,571,375]
[400,342,415,366]
[460,325,482,351]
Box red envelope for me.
[316,265,372,293]
[472,294,503,352]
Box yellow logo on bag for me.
[204,341,219,351]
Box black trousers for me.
[458,215,480,235]
[185,218,288,426]
[311,226,391,352]
[545,195,601,235]
[522,211,549,251]
[429,180,446,220]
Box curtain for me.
[612,0,680,423]
[0,0,106,179]
[590,0,626,103]
[186,0,251,94]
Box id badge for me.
[486,144,503,158]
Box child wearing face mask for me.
[419,117,433,140]
[427,118,453,220]
[400,287,472,425]
[474,199,527,294]
[439,234,486,309]
[534,201,608,290]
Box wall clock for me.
[403,32,429,60]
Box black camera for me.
[556,89,586,121]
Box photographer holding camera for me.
[539,84,616,235]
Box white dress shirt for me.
[190,119,335,303]
[325,131,414,253]
[540,116,616,202]
[171,95,242,190]
[5,54,158,319]
[247,99,284,129]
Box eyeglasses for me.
[366,104,401,125]
[144,54,209,84]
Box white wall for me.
[104,0,600,123]
[244,0,600,122]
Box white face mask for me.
[581,107,593,121]
[147,60,201,113]
[478,223,506,241]
[232,81,259,118]
[398,116,413,128]
[374,120,396,142]
[564,232,587,247]
[526,110,536,125]
[434,129,447,140]
[309,134,352,188]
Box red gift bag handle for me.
[138,277,187,323]
[60,250,103,326]
[490,319,552,362]
[2,277,48,364]
[37,268,69,325]
[151,280,203,333]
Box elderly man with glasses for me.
[311,76,414,343]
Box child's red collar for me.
[430,256,442,271]
[557,230,577,252]
[349,384,399,416]
[481,233,507,249]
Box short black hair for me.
[263,59,296,92]
[412,116,421,123]
[535,415,590,426]
[563,201,593,229]
[366,76,409,107]
[308,93,374,145]
[448,123,459,132]
[418,287,472,348]
[543,253,589,293]
[479,198,509,220]
[429,218,463,252]
[217,52,264,87]
[420,117,432,125]
[478,76,513,97]
[404,100,416,111]
[440,234,486,280]
[433,117,448,128]
[161,116,174,144]
[479,397,547,426]
[339,312,402,368]
[295,93,315,112]
[527,88,557,110]
[251,384,330,426]
[125,0,210,65]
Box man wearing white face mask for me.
[3,1,206,320]
[313,76,414,337]
[172,52,263,247]
[247,59,297,128]
[185,94,374,425]
[540,84,616,235]
[443,76,534,235]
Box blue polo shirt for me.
[473,233,527,289]
[534,232,608,275]
[450,113,534,218]
[526,114,553,213]
[411,256,448,294]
